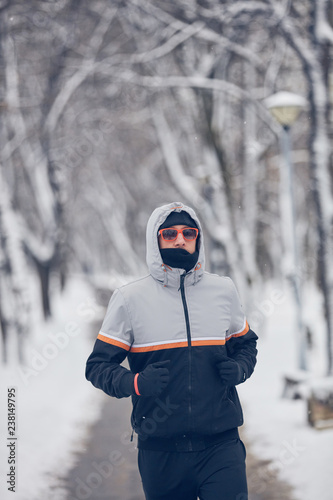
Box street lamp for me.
[265,91,307,128]
[265,91,307,372]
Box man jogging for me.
[86,201,258,500]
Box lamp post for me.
[265,91,307,372]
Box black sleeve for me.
[226,328,258,383]
[85,339,135,398]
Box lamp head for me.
[265,91,307,127]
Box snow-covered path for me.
[60,396,144,500]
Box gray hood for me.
[146,202,205,287]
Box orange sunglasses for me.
[159,227,199,241]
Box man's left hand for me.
[215,354,244,386]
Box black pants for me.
[138,438,248,500]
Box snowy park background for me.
[1,1,333,499]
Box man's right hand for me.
[136,360,170,396]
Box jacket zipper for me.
[180,272,192,447]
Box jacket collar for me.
[160,262,203,288]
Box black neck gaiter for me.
[160,248,199,273]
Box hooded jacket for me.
[86,202,258,450]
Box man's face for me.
[158,225,197,254]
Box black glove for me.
[137,360,170,396]
[215,354,244,386]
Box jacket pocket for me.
[227,386,243,422]
[211,385,241,433]
[226,387,238,410]
[131,395,145,430]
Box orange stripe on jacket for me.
[97,333,131,351]
[192,339,226,347]
[226,321,249,341]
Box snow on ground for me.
[239,281,333,500]
[0,275,108,500]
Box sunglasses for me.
[159,227,199,241]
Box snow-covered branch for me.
[152,108,205,209]
[276,11,333,217]
[84,163,145,276]
[314,0,333,44]
[44,5,118,135]
[128,0,266,70]
[3,34,57,233]
[106,69,280,135]
[125,20,206,64]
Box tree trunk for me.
[35,259,52,319]
[0,302,8,363]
